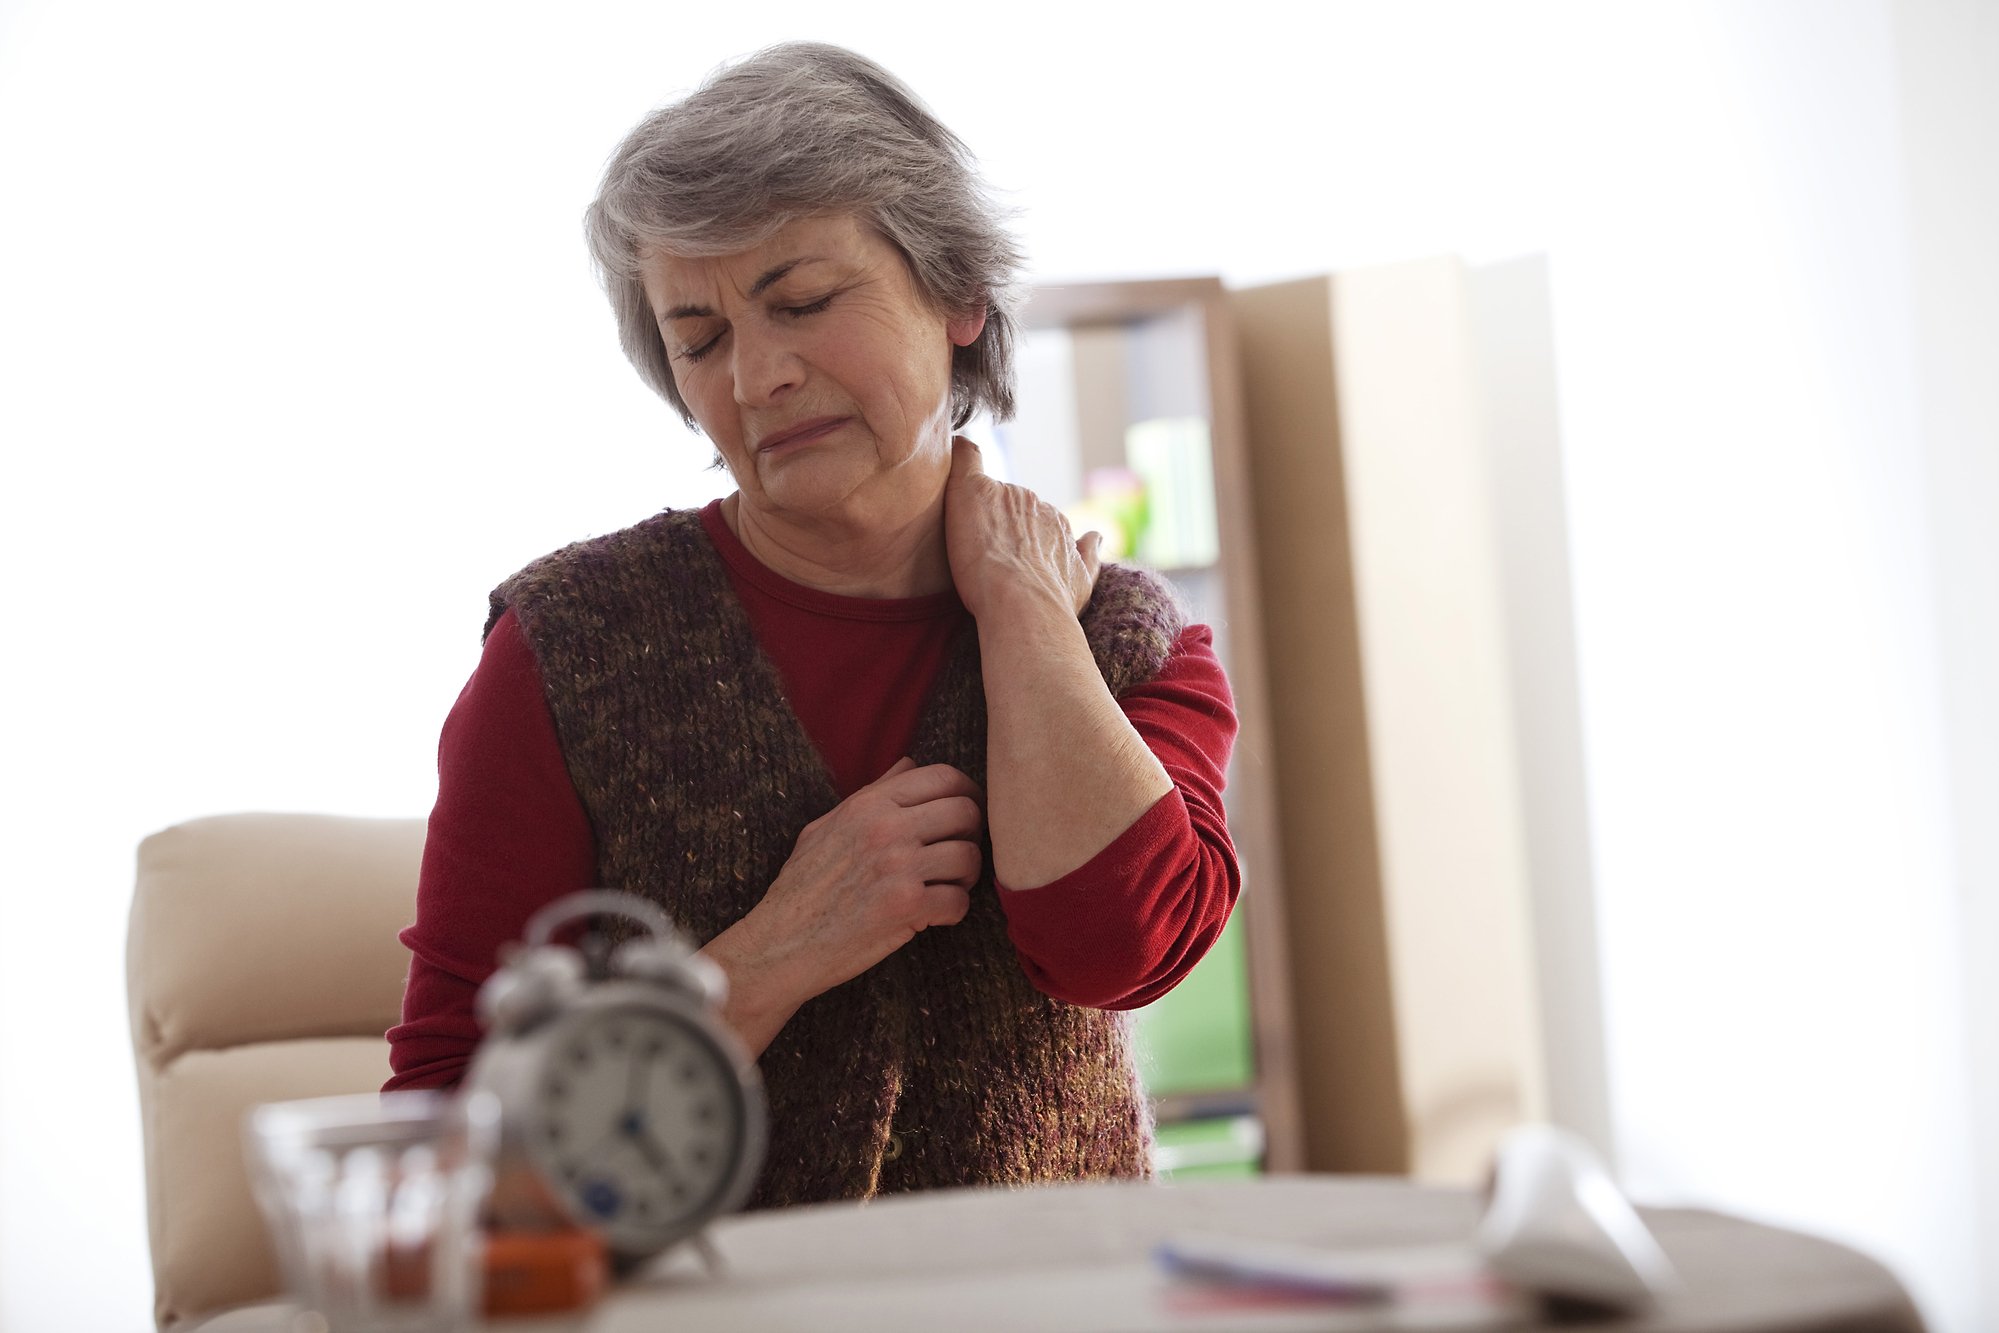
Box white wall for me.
[1892,0,1999,1318]
[1558,9,1979,1331]
[0,2,1989,1329]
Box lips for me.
[754,415,848,455]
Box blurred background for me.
[2,0,1994,1329]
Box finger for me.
[918,881,973,927]
[949,435,985,484]
[879,761,984,807]
[1077,528,1103,582]
[903,794,985,845]
[925,838,986,888]
[867,756,920,789]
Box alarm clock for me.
[465,890,765,1262]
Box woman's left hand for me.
[944,438,1101,622]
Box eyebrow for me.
[661,257,819,322]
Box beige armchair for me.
[126,813,425,1329]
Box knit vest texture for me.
[488,508,1187,1209]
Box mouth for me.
[754,415,849,457]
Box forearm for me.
[699,917,807,1061]
[997,624,1244,1004]
[978,596,1173,889]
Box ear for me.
[946,304,987,348]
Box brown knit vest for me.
[489,509,1188,1209]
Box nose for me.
[729,320,804,409]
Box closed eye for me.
[781,294,835,318]
[675,289,835,362]
[678,332,723,363]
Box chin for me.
[754,448,881,517]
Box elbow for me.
[1014,948,1158,1010]
[1010,858,1238,1010]
[382,1057,469,1094]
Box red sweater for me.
[386,501,1240,1091]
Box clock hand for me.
[577,1050,658,1164]
[617,1048,689,1175]
[623,1116,693,1190]
[623,1048,653,1113]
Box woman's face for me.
[639,214,983,530]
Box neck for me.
[722,491,954,599]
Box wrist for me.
[699,916,807,1053]
[973,583,1088,648]
[966,567,1076,622]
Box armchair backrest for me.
[126,813,424,1328]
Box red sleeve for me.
[385,608,598,1091]
[996,625,1240,1010]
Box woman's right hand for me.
[698,757,985,1057]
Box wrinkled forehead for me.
[639,213,883,317]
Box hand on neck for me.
[723,490,955,600]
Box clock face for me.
[530,1004,749,1244]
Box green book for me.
[1130,908,1254,1097]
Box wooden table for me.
[198,1177,1922,1333]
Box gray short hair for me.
[585,42,1023,430]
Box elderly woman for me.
[388,42,1239,1207]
